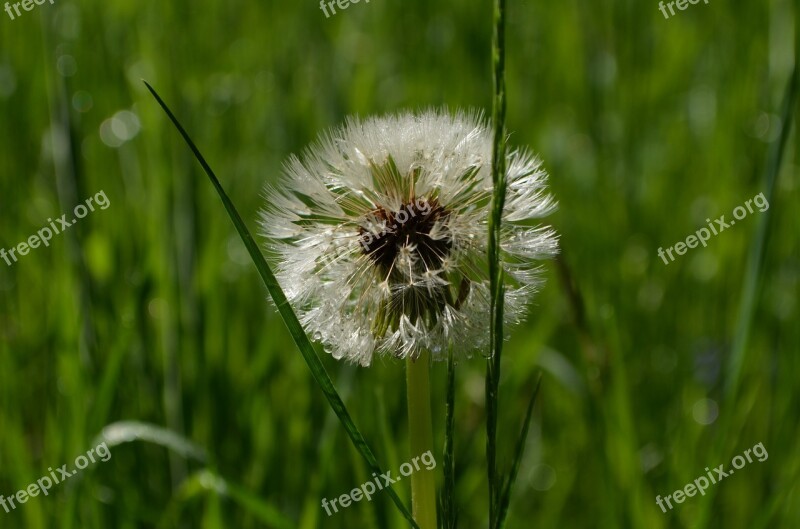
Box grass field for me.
[1,0,798,527]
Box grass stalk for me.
[486,0,508,524]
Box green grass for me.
[1,0,798,528]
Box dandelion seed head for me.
[260,109,558,366]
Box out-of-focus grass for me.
[0,0,798,528]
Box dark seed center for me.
[359,197,451,274]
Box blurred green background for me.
[1,0,798,527]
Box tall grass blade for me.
[725,63,798,403]
[495,375,541,529]
[697,63,798,529]
[143,81,419,528]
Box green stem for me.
[407,351,437,529]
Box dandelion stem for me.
[407,351,437,529]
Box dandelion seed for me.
[260,109,557,366]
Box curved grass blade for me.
[143,81,419,529]
[100,424,297,529]
[495,375,541,529]
[96,420,207,462]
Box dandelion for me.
[260,109,557,367]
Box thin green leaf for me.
[143,81,419,529]
[495,376,541,529]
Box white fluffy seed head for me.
[260,109,558,366]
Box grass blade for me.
[725,62,798,403]
[143,81,419,529]
[442,347,457,528]
[495,375,541,529]
[696,62,798,529]
[486,0,508,524]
